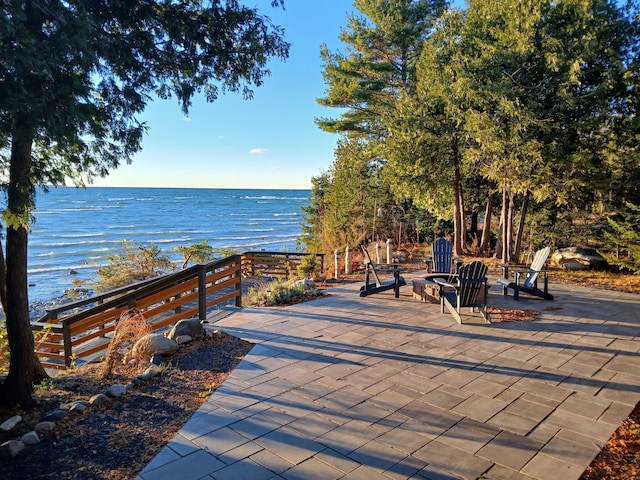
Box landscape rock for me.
[105,384,128,398]
[150,353,167,366]
[89,393,111,407]
[20,431,40,445]
[0,440,25,458]
[0,415,22,432]
[175,335,193,345]
[144,364,161,378]
[551,247,608,270]
[34,421,56,435]
[166,318,203,340]
[293,278,316,292]
[69,400,90,413]
[131,333,179,360]
[40,409,67,422]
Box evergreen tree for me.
[0,0,288,406]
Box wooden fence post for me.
[234,256,242,307]
[334,249,340,279]
[387,238,392,263]
[376,243,382,264]
[345,246,352,275]
[198,264,207,321]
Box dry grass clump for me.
[100,309,151,379]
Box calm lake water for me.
[27,187,310,303]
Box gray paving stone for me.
[347,439,409,473]
[286,411,341,439]
[216,441,264,466]
[558,393,611,419]
[180,409,240,441]
[476,431,543,471]
[211,457,278,480]
[598,401,635,426]
[484,463,538,480]
[413,440,493,479]
[520,452,586,480]
[279,456,345,480]
[229,413,281,441]
[544,409,617,442]
[487,410,539,436]
[314,447,361,474]
[255,427,325,464]
[375,425,433,455]
[250,448,294,475]
[193,426,251,454]
[437,419,499,454]
[540,434,601,467]
[141,445,180,472]
[452,394,510,423]
[419,387,468,410]
[139,450,225,480]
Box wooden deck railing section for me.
[33,255,242,370]
[241,251,324,277]
[31,251,324,369]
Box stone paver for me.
[137,276,640,480]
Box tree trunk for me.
[452,142,466,256]
[502,189,515,263]
[513,192,530,262]
[0,130,48,407]
[480,193,494,255]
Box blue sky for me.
[93,1,356,190]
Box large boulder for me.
[551,247,608,270]
[166,318,203,341]
[131,333,179,360]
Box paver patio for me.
[136,272,640,480]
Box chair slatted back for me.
[457,261,488,307]
[524,247,551,288]
[432,238,454,274]
[361,246,382,286]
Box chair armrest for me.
[434,279,458,290]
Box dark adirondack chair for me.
[435,261,490,324]
[359,246,406,298]
[496,247,553,300]
[424,238,462,282]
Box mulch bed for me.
[0,331,252,480]
[486,307,541,322]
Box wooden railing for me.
[241,251,324,278]
[33,255,242,369]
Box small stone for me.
[58,403,70,411]
[150,353,167,366]
[136,373,151,382]
[34,421,56,435]
[20,431,40,445]
[40,409,67,422]
[125,383,134,392]
[69,401,90,413]
[175,335,193,345]
[131,333,179,360]
[89,393,110,407]
[105,384,127,397]
[131,377,144,385]
[0,415,22,432]
[0,440,25,458]
[166,318,203,340]
[144,364,161,378]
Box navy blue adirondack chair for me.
[424,238,462,282]
[435,261,490,324]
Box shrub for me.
[297,254,321,279]
[244,278,307,306]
